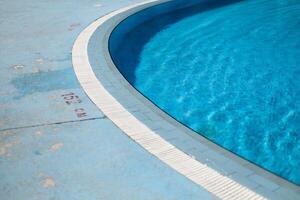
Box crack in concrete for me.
[0,116,107,132]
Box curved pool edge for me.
[72,0,300,199]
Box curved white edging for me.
[72,1,266,199]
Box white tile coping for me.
[72,0,300,199]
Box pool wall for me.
[107,0,300,186]
[109,0,202,52]
[109,0,242,84]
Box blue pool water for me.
[110,0,300,185]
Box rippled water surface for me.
[110,0,300,184]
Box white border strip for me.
[72,1,265,199]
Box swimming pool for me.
[109,0,300,185]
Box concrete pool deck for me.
[0,0,299,199]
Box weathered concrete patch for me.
[48,143,64,152]
[43,177,56,188]
[0,132,20,157]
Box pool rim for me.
[72,0,300,198]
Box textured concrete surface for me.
[0,0,212,199]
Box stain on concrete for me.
[94,4,102,7]
[11,68,78,99]
[35,58,44,64]
[0,147,6,156]
[31,67,41,74]
[43,177,56,188]
[0,131,13,137]
[34,150,43,156]
[0,138,20,156]
[12,64,25,70]
[49,143,64,152]
[68,23,81,31]
[34,131,43,136]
